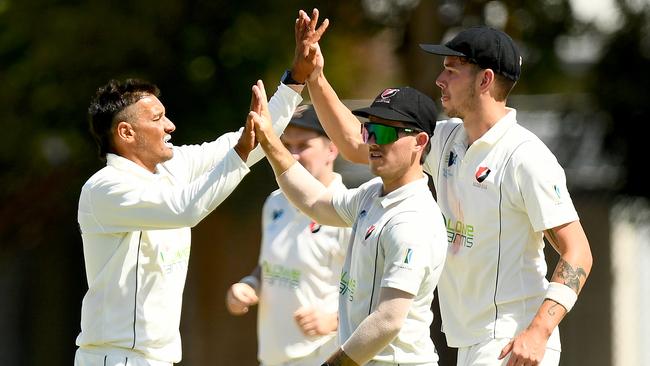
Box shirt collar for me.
[377,175,429,208]
[106,153,159,180]
[476,107,517,146]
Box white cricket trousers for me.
[457,338,560,366]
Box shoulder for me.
[504,125,558,166]
[356,176,383,193]
[432,118,463,141]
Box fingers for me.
[499,340,513,360]
[308,8,319,31]
[226,285,257,315]
[315,18,330,39]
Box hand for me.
[294,307,337,336]
[249,80,274,144]
[307,42,324,83]
[233,109,256,162]
[225,282,259,315]
[292,8,329,83]
[499,327,549,366]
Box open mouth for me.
[163,134,173,148]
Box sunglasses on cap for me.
[360,122,422,145]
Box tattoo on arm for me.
[556,258,587,293]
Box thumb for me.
[306,43,318,62]
[498,340,513,360]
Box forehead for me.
[127,94,165,117]
[443,56,473,68]
[281,125,325,142]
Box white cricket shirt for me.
[76,84,302,363]
[257,174,351,365]
[424,108,578,349]
[332,176,447,364]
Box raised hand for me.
[292,8,329,83]
[249,80,273,143]
[233,105,257,161]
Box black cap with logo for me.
[419,26,522,82]
[289,104,326,136]
[351,87,438,137]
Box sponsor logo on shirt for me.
[404,248,413,264]
[160,244,191,275]
[446,218,475,253]
[261,260,301,289]
[339,271,357,301]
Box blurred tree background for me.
[0,0,646,365]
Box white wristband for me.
[545,282,578,312]
[239,275,260,291]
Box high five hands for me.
[292,8,329,83]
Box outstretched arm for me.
[500,220,592,365]
[249,80,347,227]
[293,10,368,164]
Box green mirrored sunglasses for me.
[361,122,421,145]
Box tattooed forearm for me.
[556,258,587,293]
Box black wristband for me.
[280,69,305,85]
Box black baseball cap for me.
[351,87,437,137]
[420,26,522,81]
[288,104,326,136]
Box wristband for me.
[545,282,577,312]
[239,275,260,291]
[281,69,305,85]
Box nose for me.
[365,133,377,145]
[435,73,445,90]
[165,117,176,133]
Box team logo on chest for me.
[364,225,376,240]
[309,220,322,233]
[475,166,491,182]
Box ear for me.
[327,139,339,162]
[414,132,429,152]
[115,121,135,142]
[479,69,495,94]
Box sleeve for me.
[79,148,250,233]
[380,215,430,296]
[514,143,579,232]
[165,83,303,182]
[331,184,367,227]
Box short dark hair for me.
[88,79,160,160]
